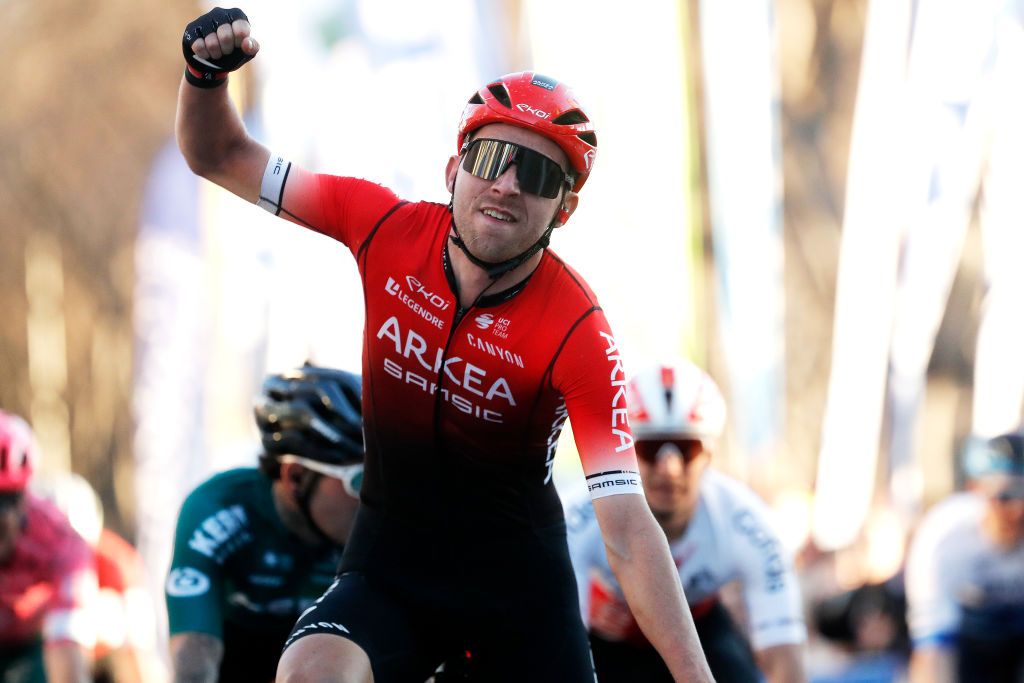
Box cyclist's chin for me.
[466,233,524,263]
[645,488,683,515]
[998,520,1024,545]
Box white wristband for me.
[257,154,292,215]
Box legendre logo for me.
[385,276,447,330]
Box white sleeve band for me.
[257,154,292,215]
[585,469,643,499]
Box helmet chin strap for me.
[293,472,336,547]
[449,219,555,281]
[447,175,561,280]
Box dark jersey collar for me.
[442,239,538,309]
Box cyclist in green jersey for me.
[165,365,364,683]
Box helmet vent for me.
[487,83,512,108]
[577,132,597,147]
[552,109,589,125]
[468,92,484,105]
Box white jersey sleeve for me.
[700,471,807,650]
[905,493,982,648]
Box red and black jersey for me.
[268,165,641,589]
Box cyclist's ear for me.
[445,155,459,193]
[554,192,578,228]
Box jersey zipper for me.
[432,303,472,442]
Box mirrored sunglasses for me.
[462,138,573,199]
[634,439,704,465]
[279,455,364,498]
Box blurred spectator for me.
[905,429,1024,683]
[0,411,97,683]
[32,472,167,683]
[809,565,909,683]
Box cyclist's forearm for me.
[42,643,92,683]
[599,498,714,682]
[757,643,807,683]
[170,632,223,683]
[909,647,956,683]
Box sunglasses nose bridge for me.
[489,162,521,193]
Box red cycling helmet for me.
[457,71,598,192]
[0,410,37,492]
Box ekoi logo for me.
[405,276,451,310]
[475,313,494,330]
[385,277,445,330]
[516,103,550,119]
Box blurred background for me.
[2,0,1022,678]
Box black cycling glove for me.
[182,7,253,88]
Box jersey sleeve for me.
[905,503,964,648]
[275,165,403,255]
[165,486,230,639]
[725,491,807,649]
[552,310,642,500]
[43,527,99,649]
[96,530,155,651]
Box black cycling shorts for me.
[220,620,290,683]
[283,571,596,682]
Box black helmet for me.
[255,365,364,474]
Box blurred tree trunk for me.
[0,0,199,536]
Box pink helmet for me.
[457,71,598,192]
[0,411,37,492]
[626,359,727,444]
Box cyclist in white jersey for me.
[566,358,807,682]
[906,428,1024,683]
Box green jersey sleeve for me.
[165,472,254,638]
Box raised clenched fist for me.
[181,7,259,88]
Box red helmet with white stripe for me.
[627,360,727,445]
[457,71,598,192]
[0,411,38,492]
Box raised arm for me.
[175,7,269,202]
[593,494,715,683]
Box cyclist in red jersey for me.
[176,8,712,683]
[0,411,98,683]
[33,472,166,683]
